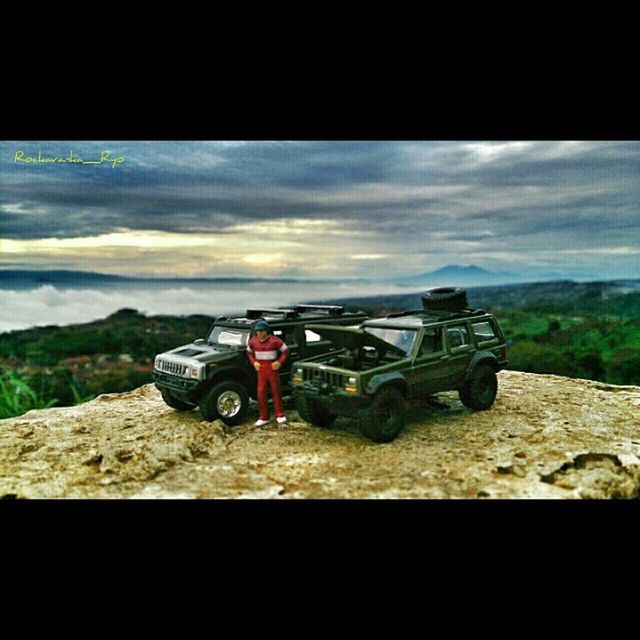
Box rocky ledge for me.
[1,370,639,499]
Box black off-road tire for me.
[459,363,498,410]
[161,389,195,412]
[421,287,468,312]
[295,395,337,428]
[358,387,406,443]
[199,380,250,426]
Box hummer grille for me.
[156,359,188,377]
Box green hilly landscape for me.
[1,280,640,418]
[323,280,640,386]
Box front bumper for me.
[293,386,371,418]
[153,370,201,394]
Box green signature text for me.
[14,150,125,168]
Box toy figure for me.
[246,320,289,426]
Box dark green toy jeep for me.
[153,305,367,425]
[291,288,508,442]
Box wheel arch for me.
[366,372,408,397]
[201,366,253,396]
[463,352,499,382]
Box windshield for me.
[363,327,417,355]
[207,326,249,347]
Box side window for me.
[447,325,469,349]
[472,321,497,343]
[305,329,321,343]
[285,328,298,348]
[273,327,298,348]
[419,328,444,356]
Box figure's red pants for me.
[257,364,285,420]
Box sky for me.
[1,140,639,281]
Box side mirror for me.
[194,338,206,345]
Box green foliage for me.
[503,309,640,383]
[339,292,640,384]
[1,312,214,366]
[2,295,640,402]
[84,367,152,396]
[0,369,58,419]
[606,348,640,385]
[0,311,205,410]
[70,382,95,405]
[0,368,99,418]
[25,343,59,366]
[26,368,76,405]
[547,319,561,332]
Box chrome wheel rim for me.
[217,390,242,417]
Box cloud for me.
[0,281,413,333]
[1,140,639,279]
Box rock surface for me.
[1,371,639,499]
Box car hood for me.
[305,324,406,356]
[160,343,240,364]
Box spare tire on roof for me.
[421,287,468,311]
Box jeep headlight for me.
[345,376,358,393]
[293,368,304,384]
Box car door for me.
[444,323,474,386]
[407,327,451,395]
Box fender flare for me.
[204,366,254,393]
[463,352,499,382]
[365,371,408,396]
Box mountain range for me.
[0,265,616,290]
[395,264,519,287]
[0,269,360,289]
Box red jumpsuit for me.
[246,334,289,420]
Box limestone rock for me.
[1,371,639,499]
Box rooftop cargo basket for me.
[292,304,344,316]
[246,308,299,320]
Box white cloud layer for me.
[0,282,413,332]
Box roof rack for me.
[385,307,487,321]
[386,308,424,318]
[385,309,424,318]
[246,308,299,320]
[421,308,487,320]
[292,304,344,316]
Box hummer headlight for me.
[293,368,304,383]
[345,377,358,393]
[189,364,204,379]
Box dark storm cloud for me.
[460,156,640,188]
[1,141,409,239]
[1,141,639,268]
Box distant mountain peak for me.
[411,264,513,279]
[429,264,493,275]
[395,264,518,287]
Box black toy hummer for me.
[291,288,508,442]
[153,305,367,425]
